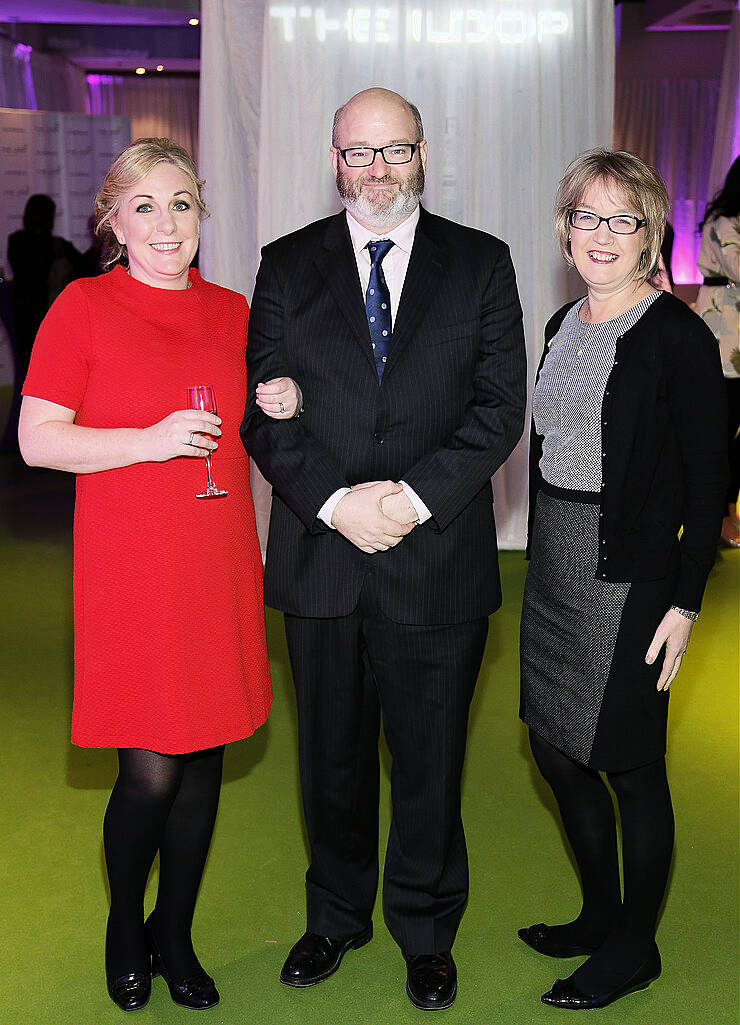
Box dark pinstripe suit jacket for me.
[241,206,526,625]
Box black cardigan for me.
[527,291,728,612]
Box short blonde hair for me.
[95,138,208,269]
[554,149,669,282]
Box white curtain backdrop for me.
[86,75,200,158]
[615,77,720,284]
[708,9,740,201]
[200,0,615,549]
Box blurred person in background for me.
[8,193,83,380]
[695,156,740,547]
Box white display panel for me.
[0,108,130,269]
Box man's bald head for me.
[332,88,424,148]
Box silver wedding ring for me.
[188,432,195,446]
[279,401,285,414]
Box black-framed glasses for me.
[569,209,646,235]
[337,143,419,167]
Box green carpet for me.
[1,455,737,1025]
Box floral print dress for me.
[695,215,740,379]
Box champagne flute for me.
[186,385,228,498]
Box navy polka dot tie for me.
[365,239,394,379]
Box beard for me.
[336,162,425,231]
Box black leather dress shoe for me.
[405,952,457,1010]
[145,918,219,1009]
[279,926,373,987]
[106,970,151,1011]
[541,947,661,1010]
[518,923,598,958]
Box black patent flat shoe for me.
[541,947,661,1009]
[106,970,151,1012]
[145,918,219,1009]
[405,951,457,1010]
[280,926,373,987]
[518,923,598,958]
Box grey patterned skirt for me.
[520,485,673,772]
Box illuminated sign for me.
[269,7,569,44]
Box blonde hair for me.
[95,138,208,269]
[554,149,669,282]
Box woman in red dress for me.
[18,139,297,1012]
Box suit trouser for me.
[283,570,488,955]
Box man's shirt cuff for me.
[400,481,431,524]
[318,487,351,528]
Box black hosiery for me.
[104,748,185,976]
[528,729,622,952]
[151,745,224,979]
[103,746,224,980]
[570,756,674,997]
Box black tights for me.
[103,746,224,979]
[529,729,674,994]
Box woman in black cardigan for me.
[518,150,727,1011]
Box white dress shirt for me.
[317,205,432,528]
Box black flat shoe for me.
[518,923,598,958]
[279,926,373,987]
[145,918,219,1010]
[106,970,151,1012]
[405,951,457,1010]
[541,947,662,1009]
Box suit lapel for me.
[311,207,449,379]
[312,213,376,372]
[385,208,446,377]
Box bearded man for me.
[241,88,526,1010]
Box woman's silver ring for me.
[188,432,195,446]
[279,401,285,414]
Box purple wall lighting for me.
[85,73,115,116]
[13,42,37,110]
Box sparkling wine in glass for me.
[187,385,228,498]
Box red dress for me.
[23,266,272,753]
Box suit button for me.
[374,433,384,445]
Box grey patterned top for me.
[534,292,661,491]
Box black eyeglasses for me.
[569,209,646,235]
[336,143,420,167]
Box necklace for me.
[581,287,641,325]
